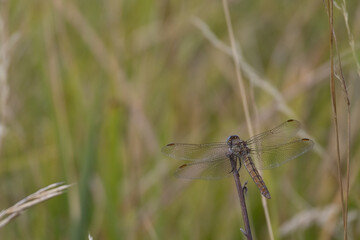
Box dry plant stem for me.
[0,182,72,228]
[222,0,274,239]
[344,111,350,240]
[333,32,351,240]
[230,156,252,240]
[221,0,253,135]
[338,0,360,77]
[326,0,347,239]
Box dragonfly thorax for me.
[226,135,250,157]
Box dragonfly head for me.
[226,135,242,147]
[227,135,248,157]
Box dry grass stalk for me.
[326,0,351,239]
[279,204,340,237]
[0,16,20,150]
[334,1,354,238]
[334,1,360,78]
[0,182,72,228]
[221,0,274,239]
[191,17,295,118]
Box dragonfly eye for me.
[226,135,241,146]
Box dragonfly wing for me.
[162,143,228,161]
[175,157,233,180]
[246,119,301,148]
[249,138,314,170]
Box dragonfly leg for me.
[228,155,237,174]
[240,228,247,237]
[237,159,242,172]
[243,181,248,196]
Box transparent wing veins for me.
[162,143,228,161]
[249,138,314,170]
[175,157,233,180]
[246,119,301,149]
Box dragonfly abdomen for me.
[242,155,271,199]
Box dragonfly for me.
[162,119,314,199]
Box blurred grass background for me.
[0,0,360,239]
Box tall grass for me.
[0,0,359,239]
[326,0,351,239]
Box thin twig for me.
[230,156,252,240]
[221,1,274,239]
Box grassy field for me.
[0,0,359,239]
